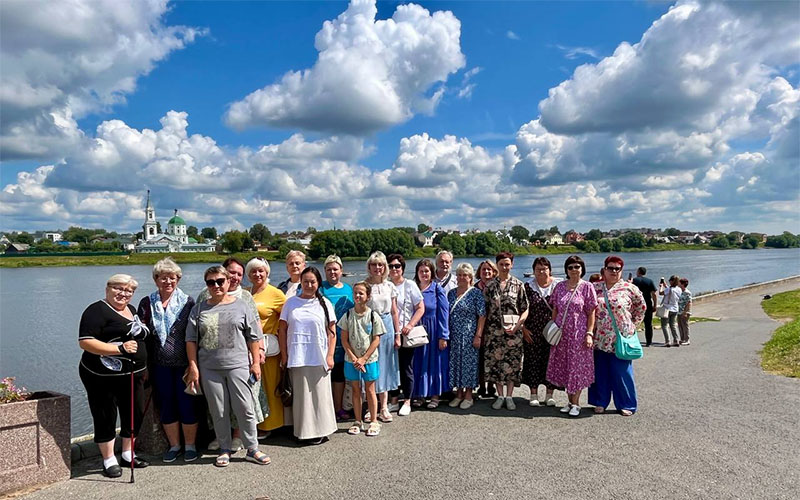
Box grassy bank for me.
[760,289,800,378]
[0,251,278,268]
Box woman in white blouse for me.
[366,251,401,423]
[659,275,682,347]
[278,267,337,445]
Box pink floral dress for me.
[546,280,598,393]
[593,281,646,353]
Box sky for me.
[1,0,798,235]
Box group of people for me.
[625,268,693,347]
[78,249,660,477]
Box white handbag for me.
[544,285,579,346]
[265,334,280,357]
[402,325,429,348]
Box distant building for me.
[135,191,215,253]
[5,243,30,254]
[563,230,584,244]
[545,232,563,245]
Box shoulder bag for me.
[543,284,578,346]
[401,281,429,348]
[276,367,292,406]
[265,334,280,357]
[656,287,670,319]
[603,284,643,360]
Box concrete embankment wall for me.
[693,275,800,304]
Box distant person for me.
[340,281,385,437]
[137,258,198,463]
[79,274,149,477]
[588,273,602,283]
[434,250,457,294]
[474,259,498,399]
[278,250,306,297]
[412,259,450,408]
[589,256,646,416]
[484,252,529,410]
[546,255,597,417]
[387,253,424,417]
[320,255,355,421]
[677,278,693,345]
[447,263,485,409]
[632,267,658,347]
[659,276,682,347]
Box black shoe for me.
[302,436,328,446]
[120,456,150,468]
[102,464,122,478]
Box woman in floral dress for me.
[483,252,529,411]
[589,255,645,416]
[447,263,485,410]
[546,255,597,417]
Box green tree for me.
[709,235,730,248]
[278,242,307,260]
[509,225,529,243]
[664,227,680,237]
[433,232,446,245]
[187,226,199,238]
[417,223,430,233]
[598,239,613,252]
[611,238,624,252]
[740,235,760,249]
[585,228,603,241]
[439,233,466,256]
[220,230,248,253]
[548,226,560,235]
[11,232,35,245]
[646,237,657,247]
[463,234,477,255]
[765,232,799,248]
[201,227,218,240]
[249,223,271,245]
[620,232,646,248]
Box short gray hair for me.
[285,250,306,262]
[107,274,138,289]
[324,254,343,269]
[245,257,270,278]
[455,262,474,279]
[152,257,182,279]
[435,250,453,263]
[204,265,230,280]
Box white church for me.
[135,191,216,253]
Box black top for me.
[79,301,148,375]
[137,295,195,368]
[632,276,657,310]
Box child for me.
[339,281,385,437]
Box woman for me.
[320,255,355,420]
[278,267,338,444]
[659,275,682,347]
[447,263,485,409]
[546,255,598,417]
[412,259,450,408]
[365,251,401,421]
[677,277,693,346]
[483,252,529,410]
[521,257,562,407]
[387,253,424,417]
[185,266,269,467]
[198,257,269,447]
[277,250,306,297]
[137,258,198,463]
[589,256,646,416]
[79,274,150,477]
[246,257,287,435]
[475,260,498,399]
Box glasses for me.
[605,266,622,272]
[567,265,582,271]
[388,264,403,270]
[110,286,135,296]
[205,278,227,287]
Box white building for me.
[136,191,215,253]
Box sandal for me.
[411,399,424,408]
[366,422,381,437]
[363,411,371,423]
[620,409,634,416]
[426,398,440,409]
[214,452,230,468]
[348,421,363,435]
[245,449,271,465]
[378,408,393,423]
[594,407,605,414]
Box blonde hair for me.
[107,274,138,289]
[245,257,270,278]
[152,257,182,279]
[324,255,343,269]
[455,262,475,279]
[285,250,306,262]
[366,251,389,280]
[476,260,498,277]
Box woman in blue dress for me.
[412,259,450,408]
[447,263,485,410]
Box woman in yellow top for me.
[246,257,287,434]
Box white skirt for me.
[290,366,338,440]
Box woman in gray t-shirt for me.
[185,266,269,467]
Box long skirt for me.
[546,332,594,394]
[290,366,337,440]
[521,331,559,391]
[376,312,400,393]
[448,326,476,389]
[259,351,284,431]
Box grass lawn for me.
[760,289,800,378]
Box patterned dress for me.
[546,280,598,394]
[521,279,562,391]
[483,276,529,384]
[448,287,485,389]
[593,281,646,353]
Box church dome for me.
[167,209,185,225]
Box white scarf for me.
[150,287,189,347]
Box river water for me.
[1,248,798,437]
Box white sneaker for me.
[491,397,504,410]
[505,397,516,410]
[568,405,581,417]
[560,404,572,413]
[545,398,556,407]
[387,402,400,412]
[398,402,411,416]
[207,439,220,451]
[231,437,243,452]
[529,398,541,407]
[448,397,463,408]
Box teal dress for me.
[321,282,355,363]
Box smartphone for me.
[248,373,258,385]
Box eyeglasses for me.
[388,264,403,270]
[205,278,227,287]
[110,286,135,296]
[567,265,582,271]
[605,266,622,272]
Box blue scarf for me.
[150,287,189,347]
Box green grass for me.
[760,289,800,378]
[0,251,279,268]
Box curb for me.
[693,275,800,304]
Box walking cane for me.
[130,367,135,484]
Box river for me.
[1,248,798,437]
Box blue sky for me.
[1,0,798,234]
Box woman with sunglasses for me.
[278,267,338,445]
[185,266,270,467]
[589,256,645,416]
[79,274,149,477]
[546,255,598,417]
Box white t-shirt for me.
[279,295,336,368]
[435,272,457,295]
[367,280,398,315]
[526,277,562,298]
[393,279,423,326]
[663,286,682,313]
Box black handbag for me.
[276,367,293,406]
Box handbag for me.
[502,314,520,330]
[182,372,203,396]
[544,284,578,345]
[656,304,668,319]
[603,284,643,361]
[276,367,293,406]
[402,325,429,348]
[264,334,280,357]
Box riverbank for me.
[0,242,767,268]
[760,288,800,378]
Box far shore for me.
[0,242,777,268]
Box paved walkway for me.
[24,280,800,500]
